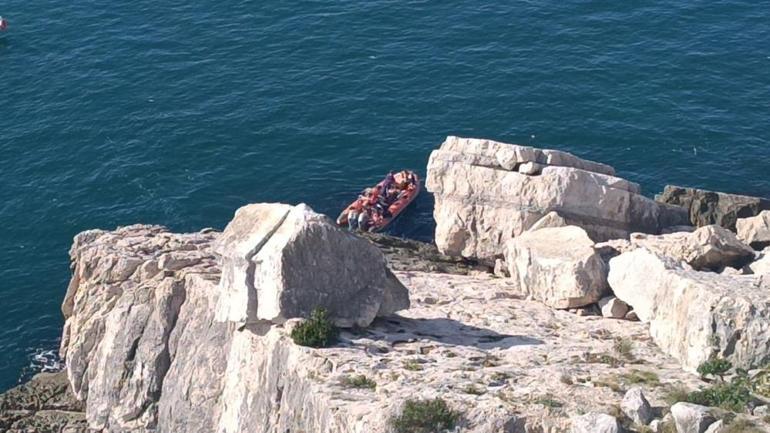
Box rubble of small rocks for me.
[426,136,689,261]
[598,224,756,271]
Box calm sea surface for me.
[1,1,768,391]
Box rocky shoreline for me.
[3,136,770,433]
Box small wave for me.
[17,348,65,384]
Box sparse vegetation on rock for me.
[391,398,460,433]
[341,374,376,390]
[291,308,339,348]
[697,358,732,381]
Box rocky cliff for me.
[5,137,770,433]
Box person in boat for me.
[0,17,7,31]
[358,207,372,231]
[382,171,395,195]
[346,199,365,230]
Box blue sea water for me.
[1,0,769,392]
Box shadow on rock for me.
[355,315,543,350]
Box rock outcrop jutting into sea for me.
[426,136,689,261]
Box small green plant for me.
[697,358,732,381]
[490,371,512,382]
[584,352,623,367]
[391,398,460,433]
[613,338,634,360]
[462,384,485,395]
[342,374,376,390]
[404,360,423,371]
[535,394,563,408]
[290,308,339,348]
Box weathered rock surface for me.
[737,211,770,250]
[598,296,629,319]
[47,222,708,433]
[215,203,409,327]
[749,248,770,275]
[570,412,620,433]
[0,372,86,433]
[427,136,688,260]
[608,248,770,371]
[505,226,609,309]
[600,225,756,271]
[527,210,571,232]
[359,231,489,275]
[621,387,652,425]
[670,402,716,433]
[656,185,770,231]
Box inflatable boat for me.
[337,170,420,232]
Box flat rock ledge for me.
[0,372,86,433]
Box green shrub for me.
[391,398,460,433]
[686,375,753,412]
[697,358,732,381]
[290,308,338,348]
[342,374,376,390]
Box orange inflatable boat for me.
[336,170,420,232]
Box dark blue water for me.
[1,0,769,391]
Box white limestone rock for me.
[60,225,223,431]
[608,248,770,371]
[214,203,409,327]
[598,296,629,319]
[518,161,546,175]
[505,226,609,309]
[737,211,770,250]
[612,225,756,271]
[621,387,653,425]
[570,412,620,433]
[748,247,770,275]
[670,403,716,433]
[703,419,724,433]
[426,136,687,261]
[527,211,570,232]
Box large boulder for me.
[621,387,653,425]
[215,203,409,328]
[608,248,770,371]
[656,185,770,231]
[505,226,609,309]
[426,136,688,261]
[602,225,756,271]
[737,211,770,250]
[670,403,716,433]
